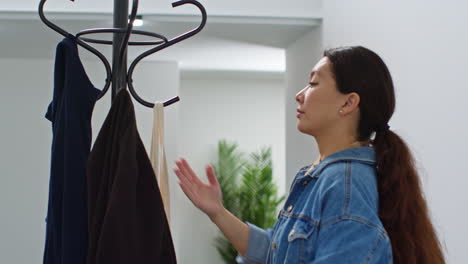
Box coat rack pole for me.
[112,0,129,100]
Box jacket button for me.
[302,181,309,186]
[289,229,295,236]
[271,242,277,249]
[287,205,293,212]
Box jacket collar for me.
[303,146,377,179]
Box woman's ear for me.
[341,93,360,113]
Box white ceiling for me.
[2,0,323,17]
[0,0,322,72]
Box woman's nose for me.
[296,89,304,103]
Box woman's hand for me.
[174,158,250,255]
[173,158,224,219]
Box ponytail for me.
[373,130,445,263]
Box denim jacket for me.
[236,147,393,264]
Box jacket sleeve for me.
[235,222,273,264]
[310,218,392,263]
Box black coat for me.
[86,90,177,264]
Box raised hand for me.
[173,158,224,219]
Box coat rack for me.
[39,0,207,107]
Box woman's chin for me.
[297,122,315,136]
[296,123,308,134]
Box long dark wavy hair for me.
[324,46,445,263]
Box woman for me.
[174,46,445,263]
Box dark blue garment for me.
[43,35,101,264]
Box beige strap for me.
[150,102,170,224]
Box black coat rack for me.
[39,0,207,107]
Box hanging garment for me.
[150,102,171,224]
[86,90,177,264]
[43,34,101,264]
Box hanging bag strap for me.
[150,102,171,224]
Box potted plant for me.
[212,140,285,264]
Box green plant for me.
[212,140,285,264]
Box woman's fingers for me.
[174,159,205,194]
[176,160,191,180]
[178,158,206,187]
[174,160,191,182]
[174,168,197,200]
[205,165,219,187]
[174,170,196,200]
[178,179,196,203]
[174,168,192,187]
[181,158,199,180]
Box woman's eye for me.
[309,82,318,87]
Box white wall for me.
[0,56,180,264]
[285,27,323,188]
[323,1,468,263]
[0,58,54,263]
[177,71,285,264]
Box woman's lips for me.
[297,109,305,118]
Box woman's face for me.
[295,57,348,136]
